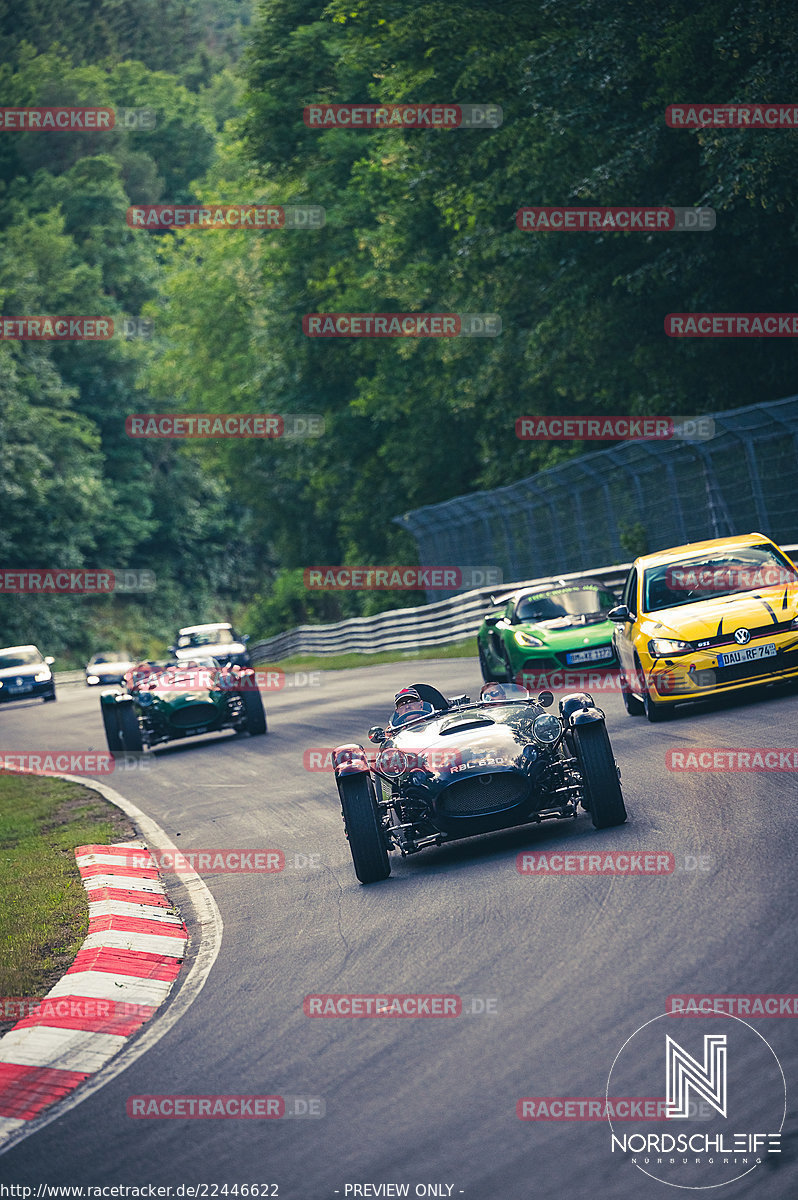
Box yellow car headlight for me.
[648,637,691,657]
[515,631,544,647]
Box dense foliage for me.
[1,0,796,659]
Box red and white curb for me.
[0,839,188,1137]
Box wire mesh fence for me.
[393,394,798,601]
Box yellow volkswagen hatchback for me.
[609,533,798,721]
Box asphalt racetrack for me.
[1,660,797,1198]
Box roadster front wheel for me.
[338,773,391,884]
[573,721,627,829]
[117,702,143,752]
[101,703,123,752]
[241,688,267,735]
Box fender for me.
[560,692,605,725]
[333,743,372,777]
[569,707,606,725]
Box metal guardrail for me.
[248,561,632,661]
[248,543,798,663]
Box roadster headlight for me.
[648,637,691,657]
[532,713,562,745]
[34,671,51,682]
[515,631,544,647]
[137,691,154,706]
[376,749,408,779]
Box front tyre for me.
[635,655,673,722]
[43,690,56,702]
[338,773,390,884]
[117,703,143,752]
[573,721,627,829]
[242,689,267,735]
[478,643,501,683]
[101,704,123,752]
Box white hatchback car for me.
[170,623,251,668]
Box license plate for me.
[8,684,32,694]
[717,643,777,667]
[566,646,614,665]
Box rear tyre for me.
[117,702,143,752]
[338,773,390,884]
[242,689,267,735]
[101,704,123,752]
[573,721,627,829]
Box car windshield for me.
[0,649,42,668]
[90,652,125,664]
[177,628,234,647]
[515,587,615,624]
[643,546,798,612]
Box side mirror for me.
[242,634,250,643]
[537,690,554,708]
[368,725,386,744]
[608,605,631,622]
[168,644,177,654]
[44,656,55,665]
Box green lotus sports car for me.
[477,579,619,684]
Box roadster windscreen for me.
[643,546,798,612]
[515,587,616,622]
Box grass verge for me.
[252,638,477,674]
[0,772,136,1031]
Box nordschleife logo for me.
[606,1011,785,1188]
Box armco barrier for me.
[248,544,798,663]
[247,562,630,661]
